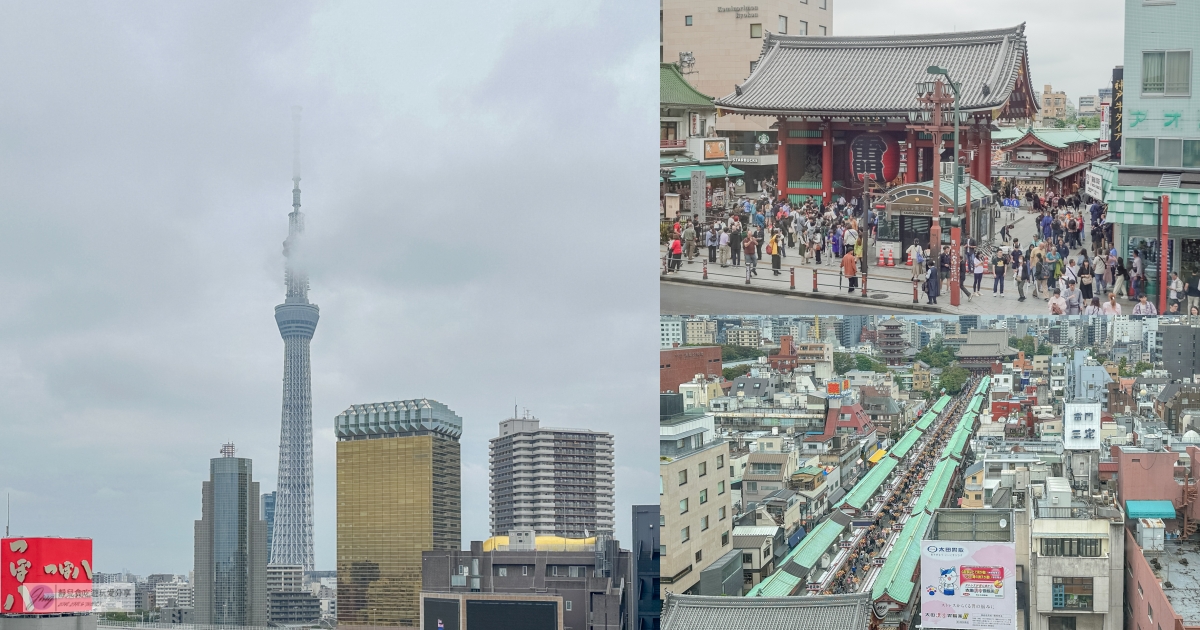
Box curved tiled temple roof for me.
[715,24,1033,116]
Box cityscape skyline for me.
[0,0,658,577]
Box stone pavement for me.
[661,208,1068,315]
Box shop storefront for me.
[876,179,998,250]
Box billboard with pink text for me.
[919,539,1016,630]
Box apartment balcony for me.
[661,139,688,151]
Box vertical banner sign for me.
[1085,171,1104,202]
[690,170,707,221]
[1111,67,1124,162]
[1,538,94,615]
[920,540,1017,630]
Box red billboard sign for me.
[2,538,93,614]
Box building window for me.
[1183,140,1200,167]
[679,469,688,485]
[1125,138,1156,166]
[1040,538,1102,557]
[1048,617,1077,630]
[718,481,726,495]
[779,15,787,34]
[820,25,827,35]
[1138,582,1143,597]
[1149,603,1154,622]
[742,553,753,564]
[750,60,758,74]
[565,600,572,611]
[722,530,730,546]
[550,565,558,577]
[700,489,708,504]
[717,455,724,469]
[496,567,507,577]
[660,122,677,142]
[745,481,758,493]
[819,0,827,8]
[750,23,762,38]
[719,506,727,520]
[1143,50,1191,95]
[1159,138,1183,167]
[798,20,808,35]
[680,498,689,514]
[522,565,528,576]
[695,550,703,563]
[685,15,692,26]
[698,462,707,477]
[681,527,690,542]
[1052,577,1093,610]
[701,516,709,531]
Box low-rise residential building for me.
[660,394,733,597]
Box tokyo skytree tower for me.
[272,106,318,571]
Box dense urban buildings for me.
[193,443,268,626]
[488,416,616,538]
[656,313,1200,630]
[335,399,463,629]
[272,109,319,572]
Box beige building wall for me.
[660,440,734,598]
[661,0,834,133]
[1038,84,1070,123]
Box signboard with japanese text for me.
[849,133,900,184]
[1,537,93,614]
[93,582,136,613]
[1085,171,1104,201]
[920,539,1016,630]
[690,170,707,220]
[1111,68,1124,161]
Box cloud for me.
[0,0,657,573]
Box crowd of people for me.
[663,194,879,291]
[822,390,972,596]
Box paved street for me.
[661,207,1104,315]
[661,283,906,315]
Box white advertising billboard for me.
[92,582,136,613]
[920,540,1016,630]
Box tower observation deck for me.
[272,106,317,571]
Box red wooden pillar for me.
[982,126,992,184]
[822,123,833,202]
[777,118,788,199]
[905,128,917,184]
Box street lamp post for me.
[722,158,732,212]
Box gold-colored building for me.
[336,399,462,630]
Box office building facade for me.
[193,444,268,626]
[336,399,462,629]
[489,418,616,538]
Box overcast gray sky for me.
[0,0,657,574]
[839,0,1125,107]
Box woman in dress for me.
[1078,259,1094,301]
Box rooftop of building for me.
[660,592,872,630]
[660,62,714,108]
[334,398,462,440]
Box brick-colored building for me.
[661,346,723,393]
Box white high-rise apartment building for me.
[662,316,684,348]
[489,417,615,538]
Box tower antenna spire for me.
[273,105,319,571]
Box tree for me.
[1118,357,1130,377]
[834,352,856,375]
[1009,336,1035,355]
[939,366,971,395]
[1078,115,1101,129]
[1133,361,1153,375]
[915,336,956,368]
[1036,343,1054,355]
[855,354,888,373]
[721,344,766,361]
[723,364,752,380]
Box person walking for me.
[939,245,951,293]
[842,249,859,294]
[743,231,759,277]
[682,221,697,264]
[769,230,783,276]
[1188,272,1200,314]
[1049,288,1067,315]
[972,254,985,293]
[1170,271,1184,310]
[926,263,941,305]
[1064,280,1083,315]
[667,234,683,272]
[810,229,824,265]
[1102,293,1122,315]
[1078,259,1094,301]
[1133,294,1158,315]
[706,225,719,263]
[718,228,731,267]
[1113,257,1129,298]
[730,223,743,267]
[1083,297,1104,315]
[991,249,1007,297]
[1015,254,1029,302]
